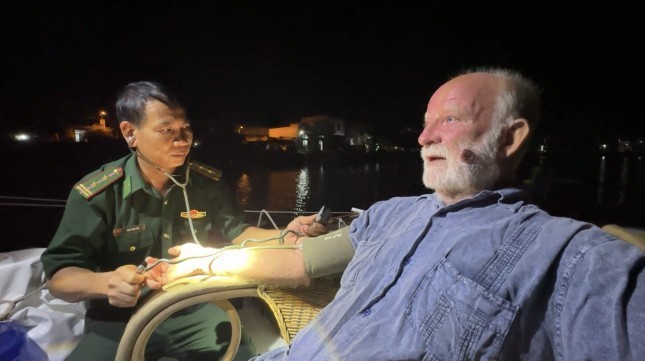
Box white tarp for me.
[0,248,85,361]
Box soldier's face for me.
[133,100,193,171]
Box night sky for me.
[2,2,644,141]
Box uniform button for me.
[129,246,136,252]
[163,199,168,205]
[403,257,411,266]
[163,233,170,239]
[361,308,371,317]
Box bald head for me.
[454,68,541,130]
[426,72,506,138]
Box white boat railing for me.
[0,195,67,207]
[0,195,359,229]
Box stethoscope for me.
[125,136,306,274]
[127,136,202,246]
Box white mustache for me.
[420,145,450,159]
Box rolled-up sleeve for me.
[40,190,108,278]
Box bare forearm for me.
[232,213,324,246]
[232,227,285,246]
[47,266,111,302]
[206,248,310,287]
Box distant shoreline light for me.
[13,133,32,142]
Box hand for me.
[284,214,329,244]
[144,243,214,285]
[107,265,145,307]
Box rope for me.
[0,283,47,321]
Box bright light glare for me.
[215,249,252,274]
[14,133,31,141]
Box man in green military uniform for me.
[41,81,325,360]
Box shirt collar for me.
[123,154,151,198]
[122,154,192,199]
[416,187,529,211]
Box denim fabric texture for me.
[253,188,645,361]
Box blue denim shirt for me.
[253,189,645,360]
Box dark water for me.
[229,157,425,213]
[223,152,645,229]
[1,141,643,252]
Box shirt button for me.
[129,246,136,252]
[361,308,371,317]
[163,199,168,205]
[403,257,411,266]
[163,233,170,239]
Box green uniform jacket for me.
[41,154,249,321]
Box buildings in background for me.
[9,110,118,143]
[7,111,644,158]
[235,115,418,157]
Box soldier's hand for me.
[145,243,213,284]
[107,265,145,307]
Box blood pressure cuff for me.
[301,226,355,278]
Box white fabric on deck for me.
[0,248,85,361]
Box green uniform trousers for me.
[66,303,256,361]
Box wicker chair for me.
[115,274,340,361]
[602,224,645,251]
[258,275,339,343]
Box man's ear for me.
[502,118,529,157]
[120,121,136,147]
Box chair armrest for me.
[116,275,259,361]
[602,224,645,251]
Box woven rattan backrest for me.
[257,275,341,343]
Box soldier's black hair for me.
[116,81,182,126]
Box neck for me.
[436,176,517,206]
[436,190,477,206]
[135,157,176,194]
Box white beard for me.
[420,132,501,199]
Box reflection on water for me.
[533,153,644,227]
[594,154,643,212]
[597,156,606,206]
[618,156,629,206]
[295,168,311,211]
[231,153,644,228]
[597,154,635,208]
[236,172,251,206]
[230,156,425,215]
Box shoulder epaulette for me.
[74,166,124,199]
[190,161,222,181]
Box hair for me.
[116,81,182,126]
[455,67,542,169]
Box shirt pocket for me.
[115,229,154,254]
[338,241,382,291]
[405,258,518,361]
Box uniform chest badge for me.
[113,224,146,237]
[181,209,207,219]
